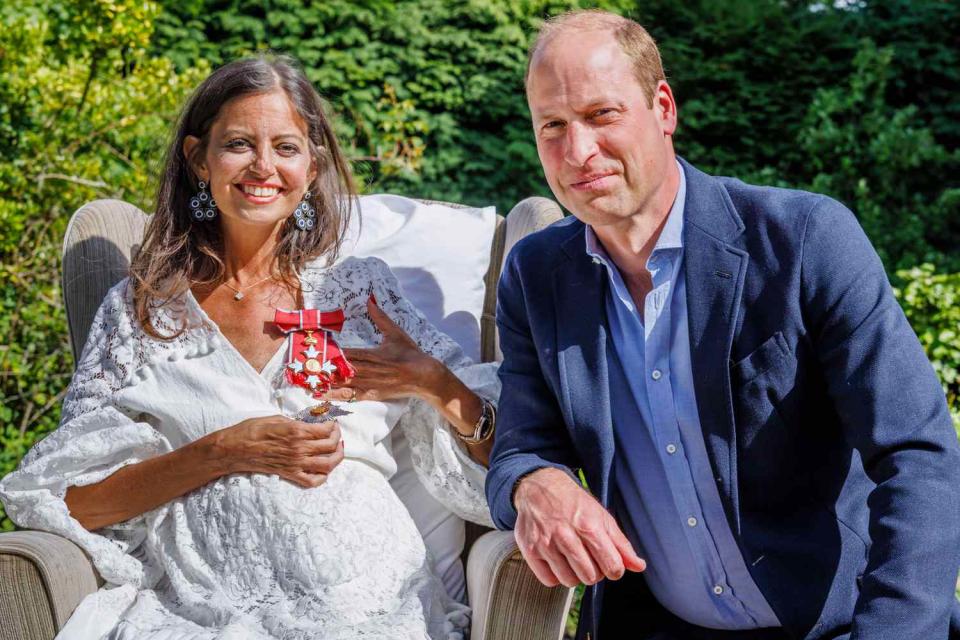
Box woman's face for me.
[185,89,317,230]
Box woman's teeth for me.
[241,185,279,197]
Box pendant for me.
[233,291,244,301]
[299,402,351,422]
[310,402,332,416]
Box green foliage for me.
[0,0,957,548]
[150,0,640,210]
[0,0,206,530]
[633,0,859,182]
[799,40,960,272]
[894,265,960,434]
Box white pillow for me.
[339,193,496,602]
[339,194,496,362]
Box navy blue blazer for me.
[487,159,960,639]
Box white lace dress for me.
[0,256,497,640]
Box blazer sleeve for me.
[800,198,960,638]
[485,245,583,531]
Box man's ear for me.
[182,135,208,181]
[654,80,678,137]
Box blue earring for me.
[189,180,218,221]
[293,190,316,230]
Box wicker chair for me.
[0,196,574,640]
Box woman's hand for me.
[212,415,344,488]
[320,297,492,466]
[320,297,441,403]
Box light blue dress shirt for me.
[585,164,781,629]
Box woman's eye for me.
[277,144,300,155]
[225,139,250,150]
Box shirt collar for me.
[585,159,686,261]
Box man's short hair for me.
[526,9,666,107]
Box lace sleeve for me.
[0,281,172,588]
[363,257,496,527]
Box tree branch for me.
[35,173,110,190]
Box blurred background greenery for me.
[0,0,957,576]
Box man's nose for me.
[564,121,598,168]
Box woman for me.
[0,55,498,639]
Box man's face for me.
[527,31,677,227]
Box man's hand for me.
[514,467,646,588]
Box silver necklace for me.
[221,274,274,301]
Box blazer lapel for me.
[554,225,616,505]
[680,158,749,535]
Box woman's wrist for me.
[454,398,495,444]
[410,358,484,435]
[411,356,453,404]
[197,429,239,478]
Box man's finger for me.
[553,530,603,585]
[580,531,626,581]
[525,556,561,588]
[542,549,581,588]
[608,520,646,572]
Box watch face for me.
[478,409,493,437]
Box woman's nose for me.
[250,146,276,176]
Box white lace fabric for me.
[0,256,496,640]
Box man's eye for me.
[543,121,564,131]
[592,109,615,119]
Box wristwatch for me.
[456,398,496,445]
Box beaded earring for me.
[293,190,317,230]
[189,181,218,221]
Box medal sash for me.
[274,308,356,397]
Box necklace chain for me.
[221,273,275,301]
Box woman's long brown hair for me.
[130,54,356,338]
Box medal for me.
[274,308,357,413]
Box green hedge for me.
[1,0,958,537]
[0,0,207,530]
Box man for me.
[486,9,960,640]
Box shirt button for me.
[666,444,678,454]
[651,369,662,380]
[273,390,283,399]
[713,585,724,595]
[687,517,698,527]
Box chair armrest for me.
[467,529,574,640]
[0,531,100,640]
[502,196,564,261]
[490,197,564,362]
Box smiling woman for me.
[0,54,499,640]
[133,55,355,338]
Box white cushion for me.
[340,194,496,362]
[340,194,496,602]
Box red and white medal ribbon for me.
[274,308,356,398]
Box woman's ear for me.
[308,154,319,184]
[182,135,208,181]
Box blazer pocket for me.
[730,331,790,385]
